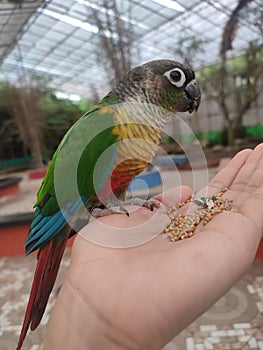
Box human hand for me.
[198,143,263,240]
[43,144,263,350]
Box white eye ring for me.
[164,68,186,87]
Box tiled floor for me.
[0,251,71,350]
[0,252,262,350]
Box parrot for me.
[17,59,201,349]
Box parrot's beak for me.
[175,80,201,113]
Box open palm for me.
[43,145,263,350]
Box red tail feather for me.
[17,237,68,350]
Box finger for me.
[153,185,193,209]
[197,148,252,198]
[234,144,263,234]
[231,164,263,207]
[238,186,263,236]
[229,143,263,194]
[220,144,263,208]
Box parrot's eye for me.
[164,68,186,88]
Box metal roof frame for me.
[0,0,262,97]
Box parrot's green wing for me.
[25,94,120,253]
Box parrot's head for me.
[117,59,201,113]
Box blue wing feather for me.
[25,196,88,255]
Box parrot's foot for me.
[90,199,160,218]
[90,205,129,217]
[126,198,160,211]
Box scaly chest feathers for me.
[96,102,169,202]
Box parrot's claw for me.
[90,205,130,217]
[90,199,160,218]
[126,198,160,211]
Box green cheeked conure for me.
[17,59,200,349]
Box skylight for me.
[151,0,185,12]
[0,0,261,96]
[42,8,99,34]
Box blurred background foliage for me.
[0,81,92,168]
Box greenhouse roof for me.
[0,0,262,98]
